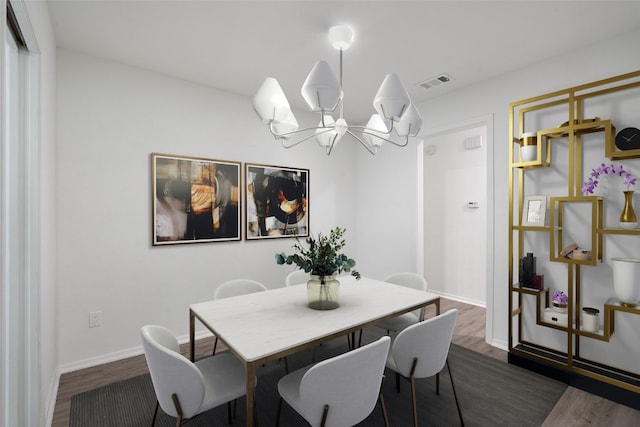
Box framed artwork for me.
[522,195,547,226]
[245,163,309,239]
[152,153,241,245]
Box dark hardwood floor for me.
[51,298,638,426]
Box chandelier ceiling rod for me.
[252,25,423,155]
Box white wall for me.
[354,28,640,349]
[56,50,358,369]
[353,140,422,279]
[423,126,487,306]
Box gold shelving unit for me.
[508,70,640,404]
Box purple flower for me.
[582,162,637,195]
[552,291,568,304]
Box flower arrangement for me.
[552,291,568,305]
[275,227,360,279]
[581,163,637,195]
[551,290,568,313]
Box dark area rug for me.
[70,337,566,426]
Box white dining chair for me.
[375,272,428,334]
[276,336,391,427]
[285,269,309,287]
[385,309,464,427]
[214,278,268,299]
[212,279,268,355]
[141,325,247,427]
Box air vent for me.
[417,73,454,90]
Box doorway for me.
[419,115,494,342]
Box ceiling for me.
[47,0,640,125]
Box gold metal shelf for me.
[508,70,640,399]
[598,228,640,235]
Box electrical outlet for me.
[89,311,101,328]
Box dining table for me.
[189,275,440,426]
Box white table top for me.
[190,275,439,363]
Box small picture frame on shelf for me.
[522,195,547,226]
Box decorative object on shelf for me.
[582,307,600,333]
[615,127,640,151]
[581,162,637,228]
[543,307,568,326]
[253,25,422,156]
[619,190,638,229]
[611,258,640,307]
[275,227,360,310]
[559,243,578,258]
[533,274,544,290]
[522,195,547,226]
[519,252,537,288]
[571,249,592,261]
[519,132,537,162]
[551,291,569,313]
[582,162,637,194]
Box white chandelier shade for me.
[315,116,339,148]
[252,77,293,124]
[373,73,411,122]
[362,114,389,148]
[252,24,423,155]
[395,104,422,137]
[272,110,299,137]
[301,60,343,113]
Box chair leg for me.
[447,358,464,426]
[171,393,183,427]
[379,391,390,427]
[227,401,232,424]
[320,404,330,427]
[410,375,419,427]
[212,336,218,355]
[395,371,401,392]
[151,400,159,427]
[275,397,283,427]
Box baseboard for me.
[57,330,212,374]
[429,290,486,308]
[489,337,509,351]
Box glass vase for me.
[619,190,638,229]
[307,275,340,310]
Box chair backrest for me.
[214,279,268,299]
[285,270,309,287]
[389,309,458,379]
[384,272,427,319]
[298,336,391,427]
[141,325,206,418]
[383,272,427,291]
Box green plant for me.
[275,227,360,279]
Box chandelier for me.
[252,25,423,155]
